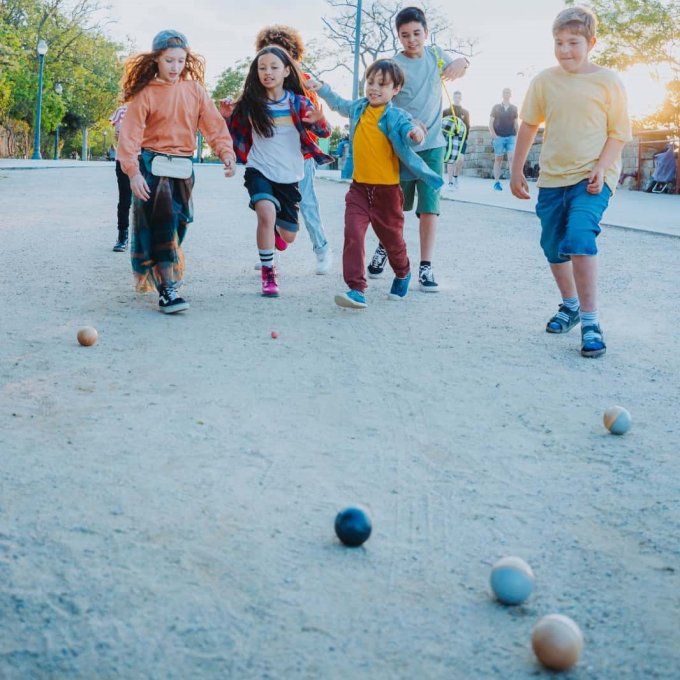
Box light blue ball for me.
[604,406,632,435]
[490,556,534,605]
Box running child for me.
[109,104,131,252]
[252,25,334,275]
[367,6,469,292]
[117,30,236,313]
[510,6,631,358]
[223,46,333,298]
[308,60,444,309]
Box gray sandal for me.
[546,304,580,334]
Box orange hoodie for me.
[118,78,235,177]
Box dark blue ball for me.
[335,507,372,547]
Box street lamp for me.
[53,82,63,160]
[352,0,363,99]
[31,39,48,160]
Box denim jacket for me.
[318,84,444,189]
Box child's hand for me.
[305,78,322,92]
[587,166,605,194]
[219,97,234,118]
[222,155,236,178]
[510,173,531,200]
[302,103,325,124]
[408,126,425,144]
[442,57,469,81]
[130,173,150,201]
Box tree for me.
[565,0,679,75]
[212,57,251,100]
[637,79,680,129]
[316,0,477,90]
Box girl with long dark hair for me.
[224,46,333,297]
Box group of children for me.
[116,5,630,358]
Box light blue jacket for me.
[318,84,444,189]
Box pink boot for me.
[261,265,279,297]
[274,229,288,252]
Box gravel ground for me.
[0,164,678,679]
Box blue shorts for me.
[536,180,612,264]
[492,135,516,156]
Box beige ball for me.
[603,406,631,435]
[532,614,583,671]
[77,326,98,347]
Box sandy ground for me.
[1,164,679,679]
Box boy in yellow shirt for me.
[510,6,631,358]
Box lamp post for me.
[53,82,63,160]
[31,39,48,160]
[352,0,363,99]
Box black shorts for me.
[244,167,301,232]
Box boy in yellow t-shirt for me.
[510,6,631,359]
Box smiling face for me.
[554,28,596,73]
[398,21,428,58]
[155,47,187,83]
[365,70,400,107]
[257,52,290,93]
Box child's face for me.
[365,71,400,107]
[398,21,428,57]
[258,53,290,91]
[553,29,596,73]
[155,48,187,83]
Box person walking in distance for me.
[489,87,518,191]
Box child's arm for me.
[307,79,354,119]
[510,121,539,199]
[197,86,236,177]
[587,138,626,195]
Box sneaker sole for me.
[159,303,189,314]
[334,294,366,309]
[112,247,127,252]
[387,293,407,301]
[581,347,606,358]
[367,271,384,279]
[419,283,440,293]
[261,292,280,298]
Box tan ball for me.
[532,614,583,671]
[603,405,631,435]
[77,326,98,347]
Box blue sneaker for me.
[581,324,606,358]
[335,289,367,309]
[388,272,411,300]
[493,181,503,191]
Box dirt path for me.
[1,164,678,678]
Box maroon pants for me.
[343,182,410,292]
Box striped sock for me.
[259,249,274,269]
[562,296,579,311]
[580,309,599,327]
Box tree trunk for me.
[81,125,88,161]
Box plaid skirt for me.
[131,150,195,292]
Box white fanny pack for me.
[150,154,193,179]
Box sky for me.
[101,0,668,127]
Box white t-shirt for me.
[247,92,304,183]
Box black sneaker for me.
[158,285,189,314]
[113,232,128,252]
[419,263,439,292]
[368,244,388,278]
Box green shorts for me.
[401,146,445,216]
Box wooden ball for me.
[532,614,583,671]
[603,406,631,435]
[77,326,98,347]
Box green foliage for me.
[637,80,680,129]
[212,57,251,100]
[565,0,679,74]
[0,0,124,157]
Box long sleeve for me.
[117,93,149,177]
[317,84,356,119]
[197,87,235,162]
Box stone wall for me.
[460,126,678,190]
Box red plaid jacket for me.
[227,91,334,167]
